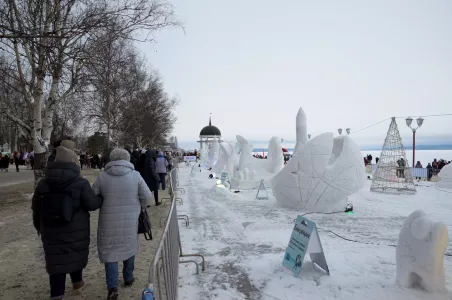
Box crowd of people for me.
[31,139,179,300]
[363,153,452,181]
[0,151,34,172]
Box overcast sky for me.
[138,0,452,149]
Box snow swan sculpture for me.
[396,210,448,292]
[271,107,365,212]
[271,133,365,212]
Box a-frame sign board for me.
[255,179,269,200]
[282,215,330,277]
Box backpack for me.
[39,184,76,222]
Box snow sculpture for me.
[266,136,284,174]
[293,108,308,155]
[237,135,253,171]
[199,144,208,165]
[213,141,239,175]
[207,140,220,168]
[244,168,250,180]
[396,210,448,292]
[271,133,365,212]
[436,163,452,189]
[231,135,261,189]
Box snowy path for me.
[177,166,452,300]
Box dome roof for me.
[200,125,221,136]
[200,116,221,136]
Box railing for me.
[368,164,441,178]
[143,163,205,300]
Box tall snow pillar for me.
[293,107,308,155]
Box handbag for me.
[138,208,153,240]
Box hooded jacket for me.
[142,150,160,191]
[93,160,152,263]
[32,162,102,275]
[156,151,168,174]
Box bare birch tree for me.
[0,0,179,183]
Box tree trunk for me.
[13,125,17,152]
[33,151,49,187]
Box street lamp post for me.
[405,117,424,167]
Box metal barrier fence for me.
[369,164,439,178]
[144,163,205,300]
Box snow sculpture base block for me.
[436,163,452,189]
[271,133,365,212]
[396,210,448,292]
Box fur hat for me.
[60,140,75,151]
[110,148,131,162]
[55,146,79,164]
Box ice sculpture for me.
[271,133,365,212]
[396,210,448,292]
[231,135,260,189]
[213,141,238,174]
[266,136,284,174]
[436,164,452,189]
[207,140,220,168]
[237,135,254,171]
[293,108,308,155]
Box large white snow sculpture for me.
[396,210,448,292]
[293,108,308,155]
[213,141,238,174]
[436,163,452,189]
[271,133,365,212]
[237,135,254,171]
[207,140,220,168]
[266,136,284,174]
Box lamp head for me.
[416,117,424,127]
[346,128,351,135]
[405,117,413,127]
[338,128,343,135]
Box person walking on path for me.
[31,144,103,300]
[92,148,153,300]
[143,150,161,206]
[13,151,20,172]
[156,151,168,190]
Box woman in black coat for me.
[32,145,102,299]
[143,150,161,206]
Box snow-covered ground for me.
[176,164,452,300]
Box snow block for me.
[396,210,448,292]
[436,163,452,189]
